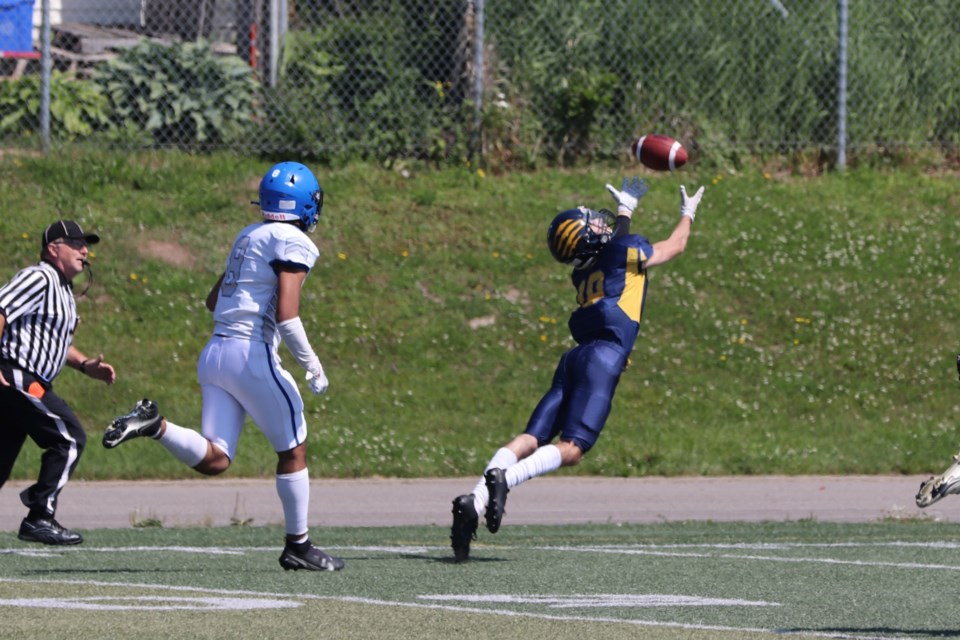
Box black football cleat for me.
[18,517,83,545]
[103,398,162,448]
[450,494,478,563]
[483,467,509,534]
[279,541,344,571]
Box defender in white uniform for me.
[103,162,342,572]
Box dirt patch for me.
[141,239,198,269]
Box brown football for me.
[631,134,688,171]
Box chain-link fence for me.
[1,0,957,167]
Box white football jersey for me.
[212,221,319,345]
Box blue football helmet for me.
[547,206,614,269]
[257,162,324,233]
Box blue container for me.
[0,0,35,53]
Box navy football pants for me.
[524,341,627,454]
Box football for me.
[631,134,688,171]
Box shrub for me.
[93,40,259,147]
[260,8,466,164]
[0,72,110,139]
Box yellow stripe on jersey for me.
[617,246,647,323]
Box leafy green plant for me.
[93,40,259,147]
[547,68,618,164]
[0,72,110,139]
[262,10,466,164]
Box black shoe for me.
[451,494,478,563]
[103,398,162,449]
[279,541,344,572]
[18,517,83,545]
[484,467,509,534]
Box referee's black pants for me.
[0,364,86,519]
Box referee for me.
[0,220,116,545]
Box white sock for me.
[276,468,310,537]
[158,420,209,467]
[505,444,562,488]
[472,448,519,514]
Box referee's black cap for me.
[42,220,100,248]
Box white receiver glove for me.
[277,317,329,395]
[680,185,705,221]
[306,367,329,395]
[604,176,649,217]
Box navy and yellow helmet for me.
[547,206,614,269]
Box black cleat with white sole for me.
[103,398,162,449]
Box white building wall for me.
[33,0,142,29]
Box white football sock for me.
[157,420,209,467]
[276,468,310,537]
[505,444,562,488]
[472,448,520,514]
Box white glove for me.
[306,367,329,395]
[680,185,705,221]
[604,176,649,217]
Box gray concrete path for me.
[1,475,953,530]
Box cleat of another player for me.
[916,451,960,508]
[451,494,478,563]
[279,542,344,571]
[484,467,509,534]
[103,398,162,449]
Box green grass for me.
[1,150,959,480]
[2,521,960,639]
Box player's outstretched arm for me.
[646,185,704,268]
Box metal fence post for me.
[269,0,279,87]
[471,0,485,162]
[837,0,848,170]
[265,0,288,88]
[39,0,50,153]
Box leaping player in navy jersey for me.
[450,177,705,562]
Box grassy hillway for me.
[1,151,959,480]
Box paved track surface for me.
[1,475,954,530]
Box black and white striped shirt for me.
[0,261,78,383]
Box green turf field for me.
[1,521,957,639]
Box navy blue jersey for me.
[567,234,654,354]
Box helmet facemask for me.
[302,189,324,233]
[571,208,614,269]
